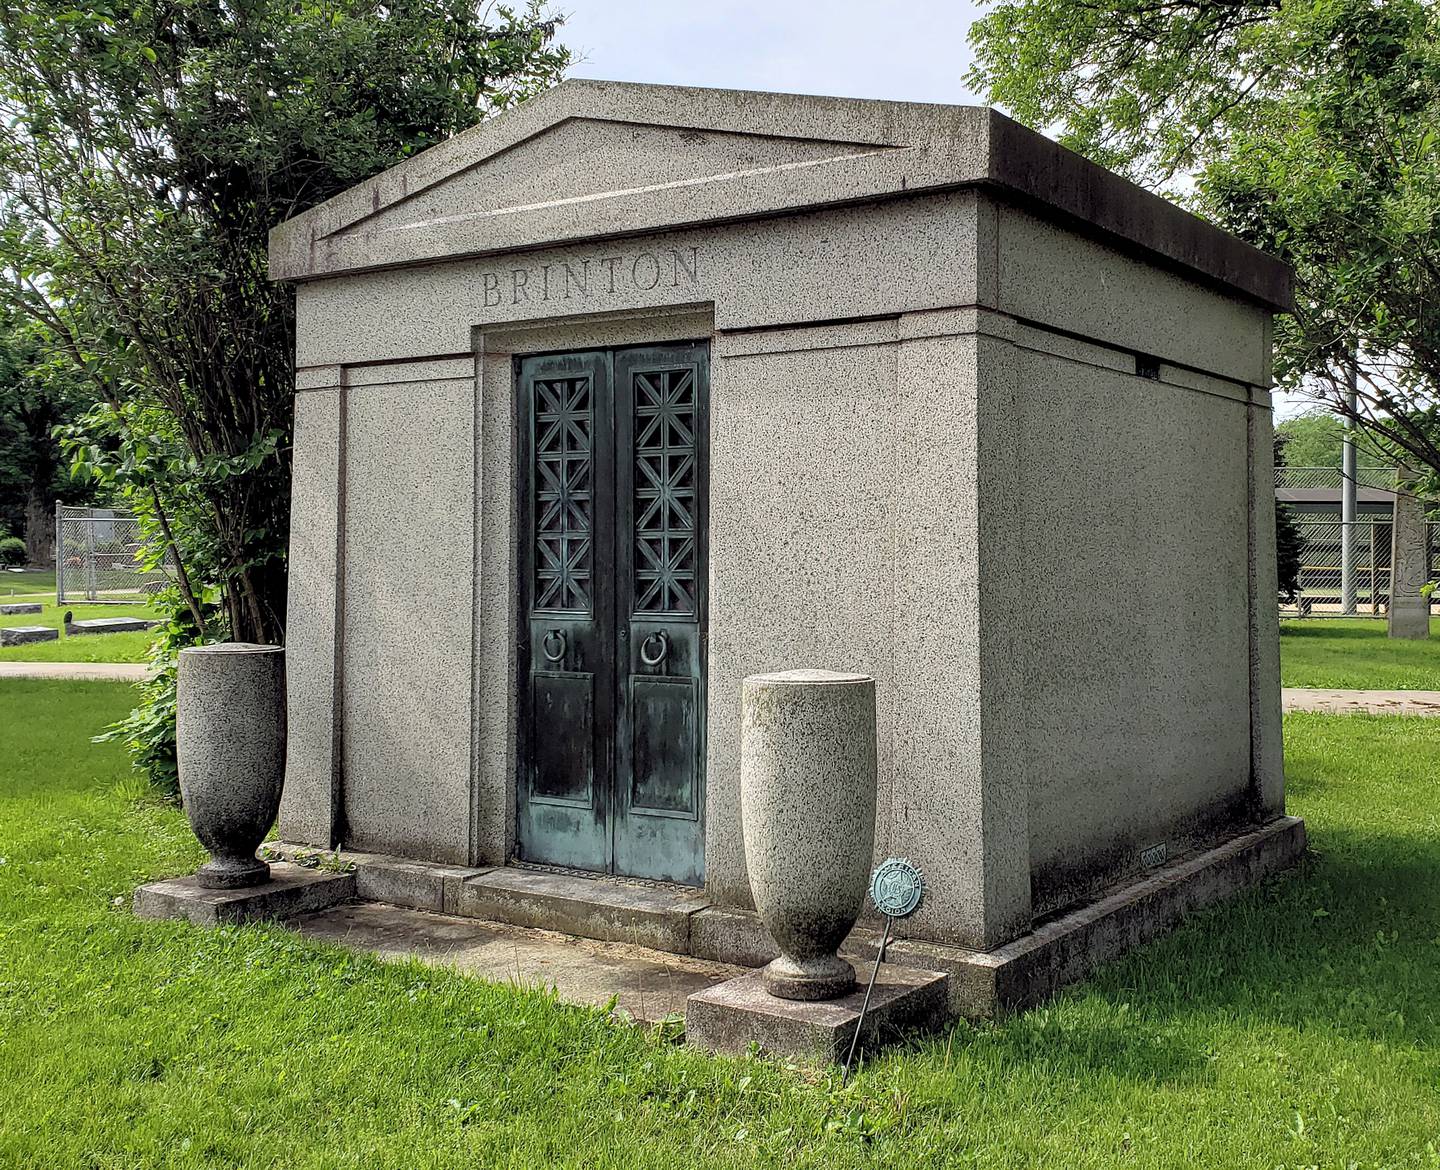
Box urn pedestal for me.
[740,669,877,1000]
[177,644,287,888]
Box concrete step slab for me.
[261,840,488,914]
[261,816,1306,1021]
[452,867,711,954]
[0,603,41,615]
[291,900,742,1025]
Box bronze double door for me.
[516,342,708,886]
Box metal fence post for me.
[1370,521,1379,614]
[55,500,63,606]
[84,516,96,601]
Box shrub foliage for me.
[0,0,569,785]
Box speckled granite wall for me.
[271,82,1290,953]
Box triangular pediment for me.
[339,117,897,238]
[269,78,1291,310]
[271,79,967,280]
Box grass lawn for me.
[1280,617,1440,690]
[0,596,156,663]
[1,681,1437,1168]
[0,567,55,597]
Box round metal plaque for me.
[869,857,925,918]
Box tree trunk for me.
[22,479,54,567]
[16,397,60,568]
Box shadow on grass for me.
[1280,620,1387,641]
[886,825,1440,1094]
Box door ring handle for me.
[640,629,670,667]
[542,629,567,663]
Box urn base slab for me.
[762,952,856,1000]
[686,962,949,1063]
[196,855,273,889]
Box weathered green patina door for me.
[517,342,708,885]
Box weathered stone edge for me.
[260,841,488,916]
[0,626,58,646]
[856,815,1308,1018]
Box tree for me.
[0,0,569,642]
[1275,412,1399,471]
[969,0,1440,489]
[1275,502,1304,603]
[1272,437,1303,603]
[1275,415,1347,472]
[0,309,95,564]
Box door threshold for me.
[510,858,701,894]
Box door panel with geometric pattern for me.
[517,343,707,885]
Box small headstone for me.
[1,625,59,647]
[1389,470,1431,640]
[65,616,160,636]
[0,603,41,616]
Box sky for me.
[561,1,987,106]
[560,0,1316,420]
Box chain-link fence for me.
[1274,466,1397,491]
[1280,517,1440,617]
[56,505,169,604]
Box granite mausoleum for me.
[265,80,1305,1013]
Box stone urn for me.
[741,669,877,1000]
[177,644,286,888]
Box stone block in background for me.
[1389,474,1431,640]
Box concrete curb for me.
[0,662,151,682]
[1283,687,1440,716]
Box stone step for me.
[0,602,41,615]
[451,867,713,955]
[263,840,780,964]
[202,818,1312,1023]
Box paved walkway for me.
[1282,687,1440,716]
[0,661,150,682]
[293,902,741,1024]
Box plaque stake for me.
[841,858,925,1085]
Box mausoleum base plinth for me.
[134,861,354,927]
[685,962,948,1063]
[256,817,1306,1018]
